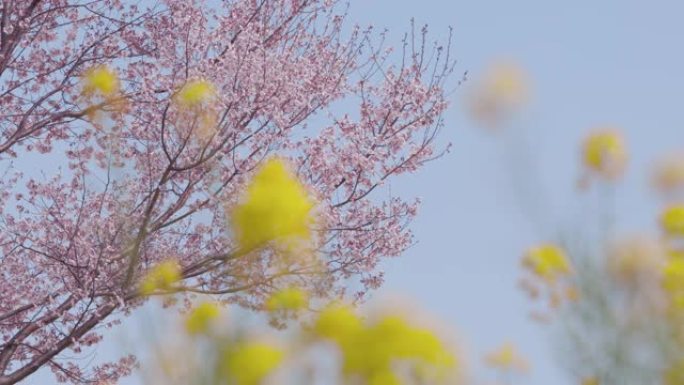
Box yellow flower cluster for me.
[230,158,315,253]
[82,65,120,97]
[139,260,181,295]
[185,302,220,335]
[313,304,457,384]
[581,129,627,180]
[661,205,684,237]
[484,342,529,374]
[223,342,284,385]
[522,244,572,282]
[265,287,309,312]
[175,79,216,108]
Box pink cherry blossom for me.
[0,1,455,383]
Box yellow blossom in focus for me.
[484,342,529,374]
[223,342,284,385]
[661,205,684,237]
[176,79,216,108]
[139,260,181,295]
[82,65,120,97]
[522,244,571,282]
[265,287,309,311]
[653,153,684,194]
[185,302,220,335]
[230,158,315,253]
[582,129,627,179]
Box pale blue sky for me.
[25,1,684,384]
[358,1,683,384]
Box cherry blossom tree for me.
[0,0,455,383]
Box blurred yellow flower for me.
[223,342,284,385]
[82,65,119,97]
[522,244,571,282]
[582,376,599,385]
[484,342,529,374]
[230,158,315,253]
[663,258,684,308]
[607,235,666,285]
[368,370,402,385]
[661,205,684,237]
[185,302,220,335]
[465,61,529,127]
[313,306,456,384]
[664,358,684,385]
[581,129,627,179]
[176,79,215,108]
[313,304,362,343]
[653,152,684,194]
[265,287,309,312]
[139,260,181,295]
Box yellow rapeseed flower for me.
[139,260,181,295]
[466,61,528,127]
[663,258,684,308]
[664,358,684,385]
[661,205,684,237]
[82,65,119,97]
[176,79,216,108]
[368,370,402,385]
[265,287,309,311]
[484,342,529,374]
[607,235,666,285]
[582,129,627,179]
[522,244,572,282]
[582,377,600,385]
[185,302,220,335]
[313,304,362,343]
[223,342,283,385]
[313,306,456,384]
[230,158,315,253]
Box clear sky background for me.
[24,0,684,384]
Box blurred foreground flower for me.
[653,152,684,195]
[223,342,284,385]
[230,158,315,253]
[82,65,120,97]
[185,302,221,335]
[139,260,181,295]
[484,342,529,375]
[265,287,309,312]
[175,79,216,108]
[607,235,666,286]
[313,304,458,384]
[581,129,627,182]
[663,257,684,309]
[465,61,529,128]
[522,244,571,282]
[661,204,684,238]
